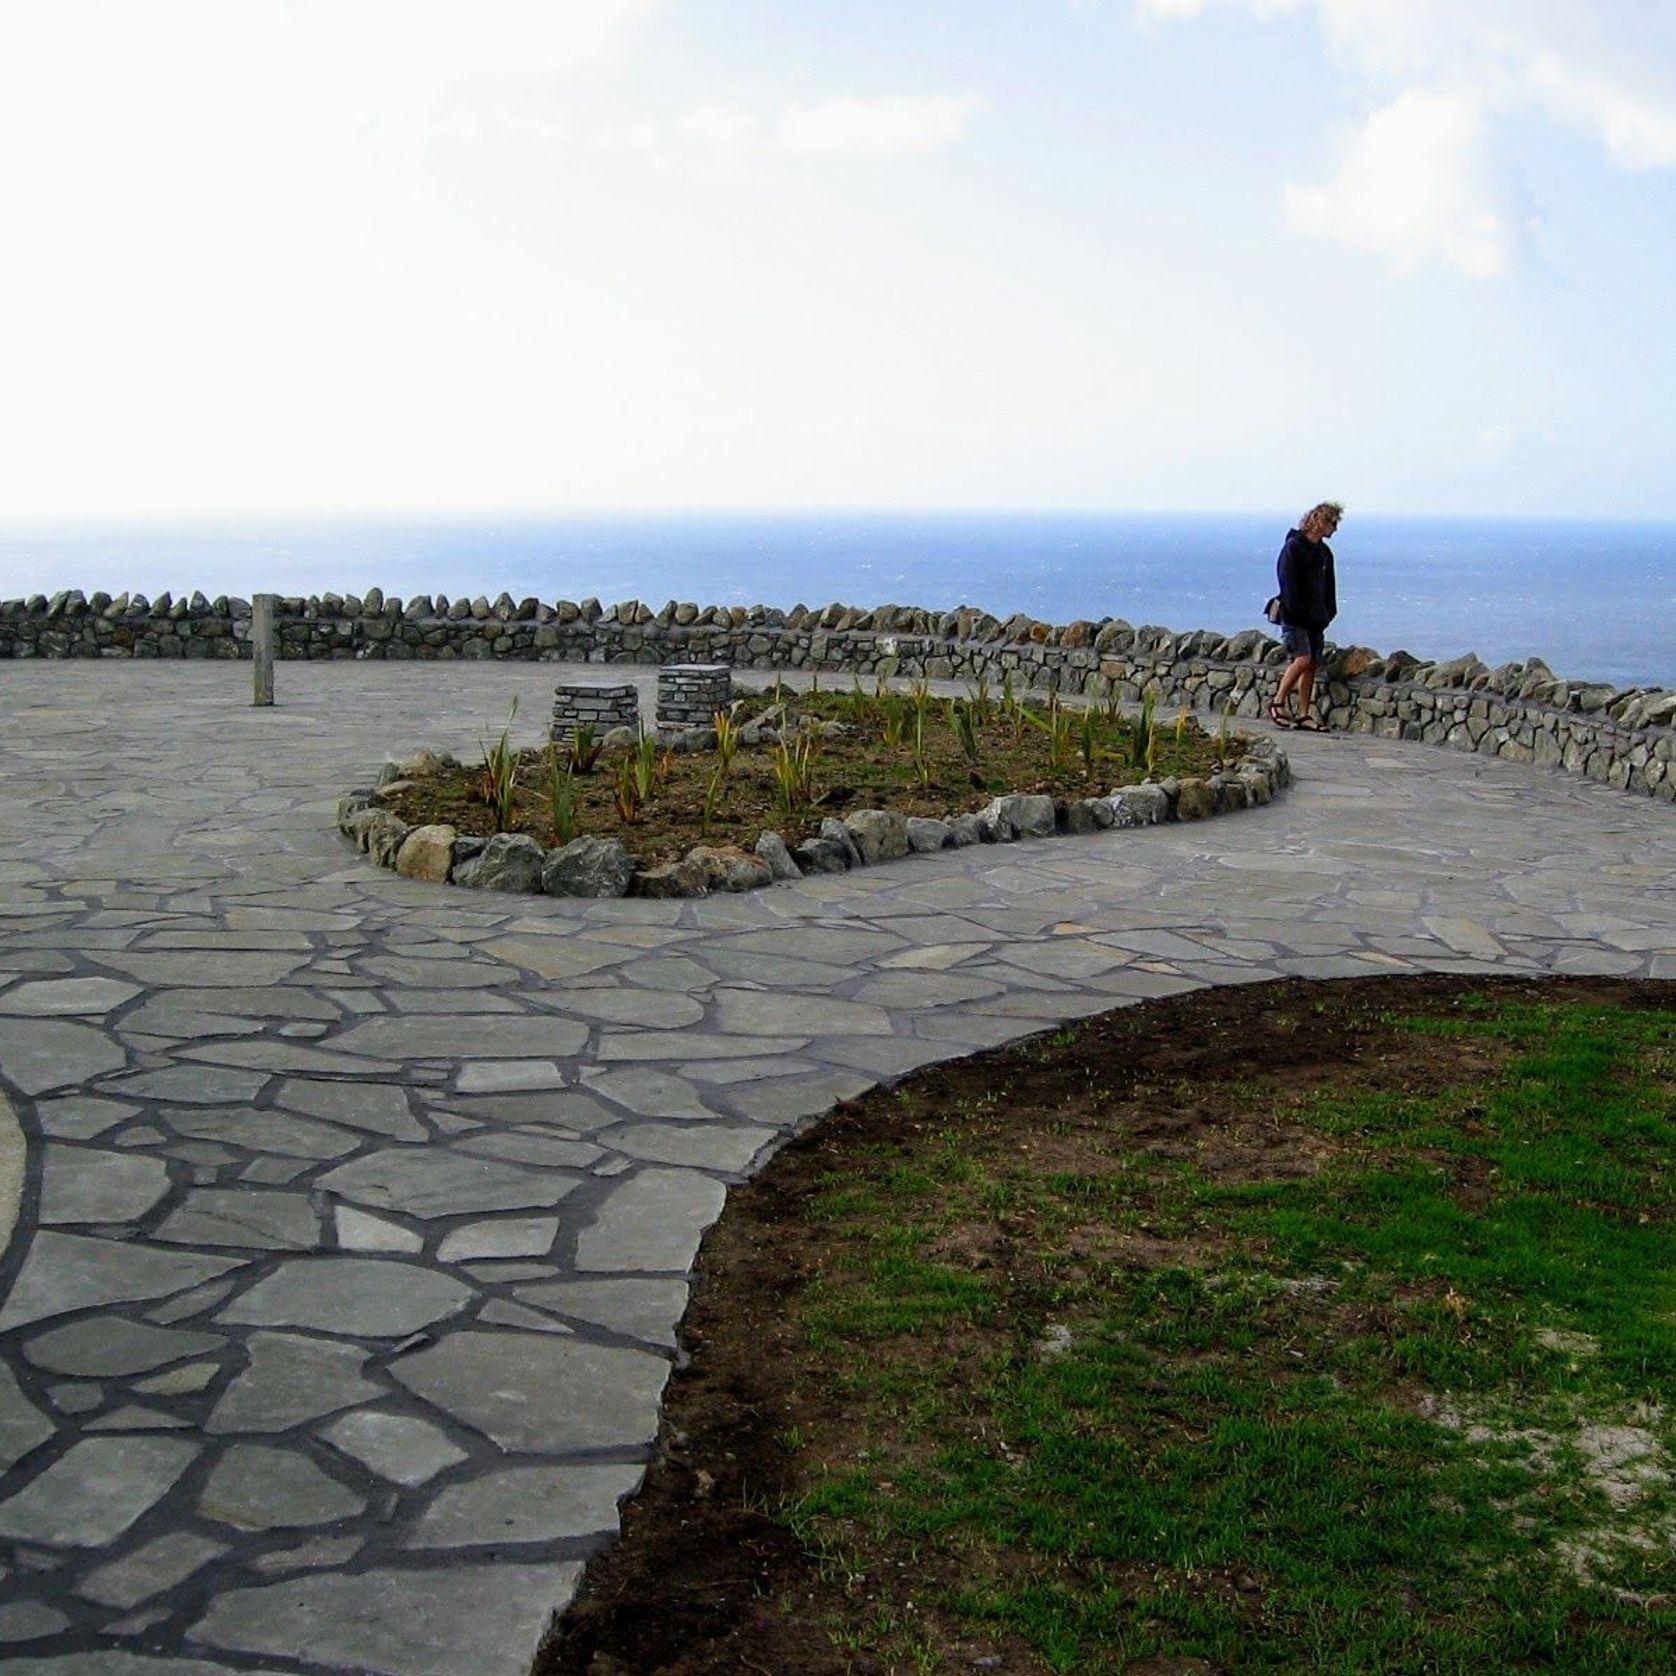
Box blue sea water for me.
[1,510,1672,689]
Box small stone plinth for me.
[657,664,732,729]
[551,682,638,744]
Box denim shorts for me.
[1281,623,1324,661]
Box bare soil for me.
[532,974,1676,1676]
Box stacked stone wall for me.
[3,587,1673,800]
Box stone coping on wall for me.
[336,735,1292,900]
[4,588,1673,798]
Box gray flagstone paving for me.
[0,659,1674,1674]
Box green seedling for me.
[478,697,519,831]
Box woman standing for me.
[1269,501,1342,732]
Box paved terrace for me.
[0,660,1674,1676]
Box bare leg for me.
[1273,654,1315,716]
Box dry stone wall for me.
[4,587,1673,800]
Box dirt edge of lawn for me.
[533,973,1676,1676]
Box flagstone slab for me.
[39,1150,171,1225]
[0,1436,197,1548]
[333,1205,424,1253]
[33,1095,138,1140]
[200,1443,365,1530]
[359,955,517,988]
[0,1365,56,1475]
[990,940,1134,979]
[598,1121,776,1173]
[178,1041,401,1077]
[512,1277,690,1348]
[24,1316,225,1378]
[0,1602,71,1642]
[318,1409,468,1487]
[154,1189,321,1251]
[436,1216,560,1262]
[813,1036,960,1078]
[392,1330,669,1453]
[0,977,142,1015]
[719,1070,878,1125]
[273,1078,426,1140]
[477,938,634,981]
[389,988,523,1013]
[86,1404,196,1431]
[420,1088,623,1132]
[115,1005,265,1041]
[136,1361,220,1395]
[76,1531,229,1609]
[0,1233,245,1332]
[217,1257,474,1337]
[103,1067,268,1105]
[711,988,895,1038]
[849,970,1010,1007]
[455,1060,570,1093]
[583,1066,713,1121]
[206,1332,382,1433]
[593,1031,813,1062]
[455,1132,606,1169]
[330,1014,590,1059]
[410,1461,644,1549]
[0,1018,128,1095]
[716,926,909,962]
[91,952,312,987]
[129,986,342,1022]
[690,950,863,987]
[575,1168,728,1273]
[914,1013,1039,1048]
[316,1149,580,1218]
[683,1055,821,1084]
[190,1562,578,1676]
[158,1108,363,1161]
[609,954,720,991]
[537,989,705,1027]
[140,929,313,951]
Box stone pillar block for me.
[551,681,639,743]
[656,663,732,729]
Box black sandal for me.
[1295,715,1329,732]
[1268,702,1295,729]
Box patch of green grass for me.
[785,998,1676,1673]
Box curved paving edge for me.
[0,659,1672,1676]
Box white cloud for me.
[592,120,663,153]
[661,92,985,163]
[1478,423,1517,459]
[1134,0,1302,21]
[1525,52,1676,171]
[1135,0,1213,18]
[1139,0,1676,271]
[1285,90,1513,278]
[776,93,985,156]
[679,104,764,154]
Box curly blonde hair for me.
[1302,501,1344,536]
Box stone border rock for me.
[9,587,1667,796]
[336,736,1291,900]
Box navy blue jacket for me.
[1276,529,1337,630]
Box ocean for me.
[1,511,1672,689]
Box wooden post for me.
[252,593,276,706]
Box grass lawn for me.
[540,977,1676,1676]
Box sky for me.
[0,0,1672,521]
